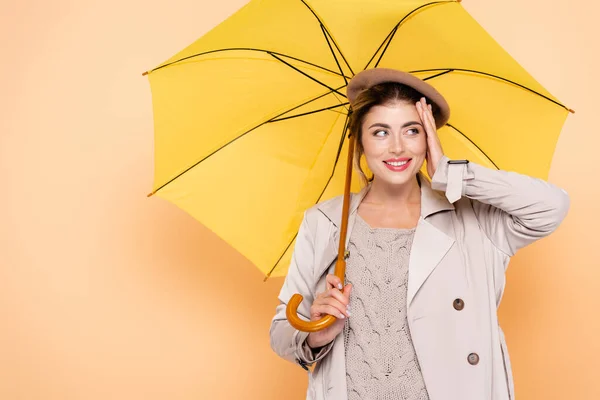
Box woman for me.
[269,68,570,400]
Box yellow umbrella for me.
[143,0,573,290]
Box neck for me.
[363,174,421,209]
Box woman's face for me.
[360,100,427,186]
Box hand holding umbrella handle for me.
[286,295,336,332]
[286,257,347,332]
[285,133,355,333]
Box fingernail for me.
[339,313,345,319]
[337,283,343,290]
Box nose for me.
[388,132,404,154]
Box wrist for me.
[306,333,325,350]
[428,152,445,178]
[432,152,445,170]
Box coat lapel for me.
[406,215,454,305]
[407,176,456,305]
[314,183,370,279]
[316,172,456,305]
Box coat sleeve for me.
[269,209,335,369]
[431,154,571,258]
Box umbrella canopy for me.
[144,0,573,281]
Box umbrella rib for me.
[364,1,571,112]
[445,123,499,169]
[270,102,349,123]
[320,24,348,86]
[264,229,298,282]
[147,47,349,79]
[412,68,570,111]
[149,86,347,196]
[421,69,453,81]
[366,26,398,71]
[264,112,351,281]
[368,1,452,70]
[315,26,353,108]
[269,53,348,98]
[300,0,354,76]
[331,111,352,169]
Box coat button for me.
[467,353,480,365]
[453,298,465,311]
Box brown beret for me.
[346,68,451,129]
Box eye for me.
[406,127,420,135]
[373,130,387,137]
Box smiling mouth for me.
[383,160,411,166]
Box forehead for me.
[362,102,419,126]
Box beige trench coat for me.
[269,155,570,400]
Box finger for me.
[421,103,436,136]
[324,287,351,308]
[343,284,353,310]
[418,99,433,132]
[426,103,437,130]
[322,297,350,317]
[311,303,347,320]
[322,296,350,317]
[419,98,434,127]
[420,97,428,115]
[420,99,432,126]
[343,283,353,299]
[342,284,352,310]
[326,273,343,291]
[415,100,424,123]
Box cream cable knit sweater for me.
[343,213,429,400]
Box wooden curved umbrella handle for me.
[286,132,355,333]
[286,257,347,332]
[286,294,337,332]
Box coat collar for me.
[316,171,454,227]
[314,171,456,306]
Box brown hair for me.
[347,81,441,187]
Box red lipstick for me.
[383,158,412,172]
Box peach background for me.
[1,0,598,399]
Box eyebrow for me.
[368,121,423,129]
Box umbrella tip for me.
[568,108,575,114]
[263,272,272,282]
[142,71,149,76]
[147,191,155,197]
